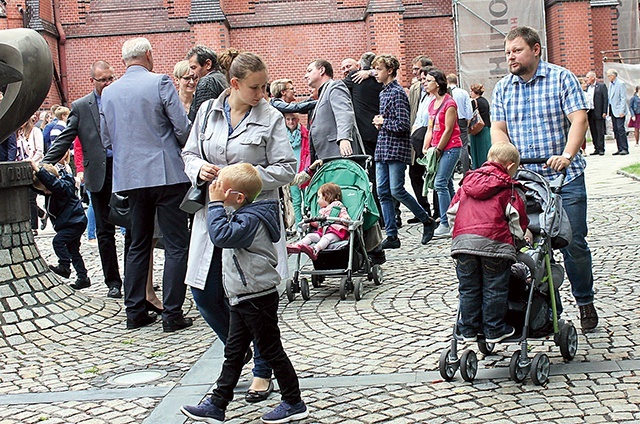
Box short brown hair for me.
[372,55,400,78]
[505,26,541,50]
[487,142,520,168]
[217,163,263,203]
[318,182,342,204]
[469,84,485,96]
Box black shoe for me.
[407,216,421,224]
[145,300,163,314]
[49,264,71,278]
[380,236,401,249]
[619,150,629,155]
[126,312,157,330]
[612,151,621,155]
[579,303,598,330]
[40,214,48,230]
[598,151,605,155]
[245,379,274,403]
[590,150,599,156]
[70,276,91,290]
[163,315,193,332]
[107,286,122,298]
[421,219,436,245]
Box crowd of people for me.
[0,24,626,423]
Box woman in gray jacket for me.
[182,49,296,401]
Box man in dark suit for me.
[43,61,124,299]
[101,37,192,331]
[186,45,229,122]
[585,71,608,155]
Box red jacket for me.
[447,161,528,261]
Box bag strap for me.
[198,100,215,159]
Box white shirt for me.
[448,85,473,120]
[586,84,595,110]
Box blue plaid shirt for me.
[375,80,412,164]
[491,60,587,184]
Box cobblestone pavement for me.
[1,142,640,423]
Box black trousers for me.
[124,183,189,321]
[52,222,88,278]
[90,158,125,290]
[408,149,432,218]
[29,189,45,230]
[610,112,629,153]
[458,118,471,175]
[211,292,301,410]
[587,110,606,153]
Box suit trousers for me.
[124,183,190,321]
[89,158,124,290]
[610,113,629,153]
[587,110,606,153]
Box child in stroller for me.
[286,182,351,261]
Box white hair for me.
[122,38,152,61]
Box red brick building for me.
[0,0,629,108]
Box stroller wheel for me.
[460,349,478,382]
[438,348,458,381]
[477,340,495,356]
[530,352,550,386]
[353,278,363,301]
[372,264,383,286]
[509,350,528,383]
[339,277,349,300]
[285,278,296,302]
[300,278,310,301]
[558,322,578,361]
[311,275,322,288]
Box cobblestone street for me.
[1,142,640,423]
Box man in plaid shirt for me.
[491,26,598,331]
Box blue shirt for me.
[375,80,412,164]
[414,92,433,128]
[449,86,473,120]
[491,60,587,184]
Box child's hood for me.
[461,161,519,200]
[239,199,281,243]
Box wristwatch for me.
[561,152,573,161]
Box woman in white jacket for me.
[182,49,296,402]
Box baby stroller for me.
[286,155,383,302]
[438,158,578,385]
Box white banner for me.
[453,0,547,98]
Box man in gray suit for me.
[304,59,361,159]
[101,38,192,331]
[44,61,124,299]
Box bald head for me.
[341,58,359,77]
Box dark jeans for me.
[90,158,124,290]
[191,247,272,379]
[587,111,606,153]
[210,292,301,411]
[456,254,512,339]
[610,113,628,153]
[52,222,88,279]
[125,183,189,321]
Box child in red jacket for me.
[447,142,528,343]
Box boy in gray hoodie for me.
[181,163,308,424]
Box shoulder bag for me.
[468,99,485,136]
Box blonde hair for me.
[270,79,293,98]
[54,106,70,120]
[487,142,520,168]
[32,163,59,191]
[173,60,190,79]
[218,163,263,203]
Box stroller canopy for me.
[304,158,379,230]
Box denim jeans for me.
[558,174,594,306]
[86,191,96,240]
[376,160,429,237]
[210,292,301,411]
[456,254,512,339]
[434,147,461,226]
[191,247,272,379]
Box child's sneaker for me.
[49,264,71,278]
[486,325,515,343]
[298,244,318,261]
[180,397,224,423]
[286,244,301,255]
[261,400,309,423]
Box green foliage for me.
[621,163,640,176]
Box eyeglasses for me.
[92,76,115,83]
[181,76,198,82]
[284,87,295,92]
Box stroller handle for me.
[322,155,372,169]
[520,158,549,164]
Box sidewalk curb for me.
[617,169,640,181]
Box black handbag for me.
[410,126,428,159]
[108,193,130,228]
[180,101,215,214]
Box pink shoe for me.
[298,244,318,261]
[286,244,301,255]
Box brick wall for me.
[591,6,618,77]
[404,16,456,77]
[545,0,593,77]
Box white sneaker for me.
[433,224,451,238]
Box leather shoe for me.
[70,276,91,290]
[107,286,122,298]
[380,236,400,249]
[421,219,436,245]
[619,150,629,155]
[126,312,157,330]
[145,300,163,314]
[612,151,621,155]
[598,151,605,155]
[49,264,71,278]
[245,379,274,403]
[163,315,193,332]
[407,216,422,224]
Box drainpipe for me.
[52,0,68,105]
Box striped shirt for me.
[375,80,412,163]
[491,60,587,184]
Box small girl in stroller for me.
[287,182,351,261]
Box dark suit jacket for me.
[344,69,382,145]
[43,91,107,193]
[592,82,608,119]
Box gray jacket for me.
[207,200,281,306]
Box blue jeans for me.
[434,147,461,226]
[376,160,429,237]
[191,247,272,379]
[558,174,594,306]
[456,254,512,339]
[86,191,96,240]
